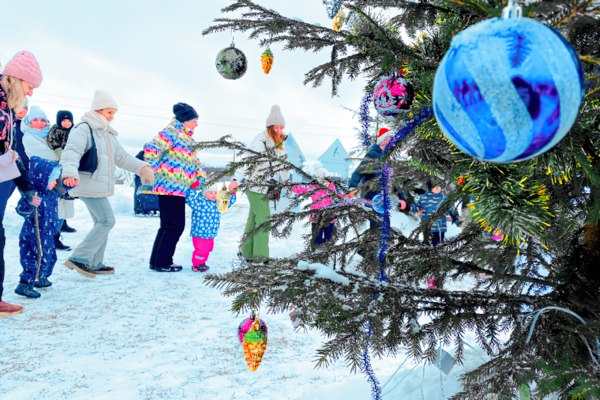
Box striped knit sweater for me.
[144,119,205,197]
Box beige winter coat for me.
[242,130,289,194]
[60,111,147,198]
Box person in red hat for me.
[0,50,43,316]
[348,127,393,204]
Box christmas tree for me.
[203,1,600,397]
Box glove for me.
[139,166,155,185]
[29,192,41,207]
[228,180,238,194]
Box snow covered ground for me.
[0,184,489,400]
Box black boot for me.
[61,220,76,233]
[54,234,71,251]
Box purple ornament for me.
[373,75,415,120]
[238,316,268,343]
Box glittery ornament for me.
[373,75,415,120]
[238,314,268,371]
[332,9,345,31]
[322,0,343,19]
[215,42,248,80]
[216,185,231,213]
[433,10,585,163]
[261,47,273,74]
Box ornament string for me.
[501,0,522,19]
[522,306,600,369]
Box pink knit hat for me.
[3,51,43,88]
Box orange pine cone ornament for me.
[261,48,274,74]
[242,317,268,371]
[332,9,345,31]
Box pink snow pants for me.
[192,237,214,266]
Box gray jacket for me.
[60,111,147,198]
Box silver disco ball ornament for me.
[215,42,248,80]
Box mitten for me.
[228,180,238,194]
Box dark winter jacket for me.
[348,144,383,201]
[16,156,60,283]
[46,124,71,154]
[416,190,449,233]
[0,75,34,193]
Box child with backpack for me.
[187,180,238,272]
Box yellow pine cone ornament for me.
[261,48,274,74]
[332,9,345,31]
[241,317,268,371]
[216,185,232,213]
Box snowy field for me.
[0,184,489,400]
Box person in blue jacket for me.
[14,155,61,298]
[187,180,238,272]
[416,180,451,246]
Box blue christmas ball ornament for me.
[433,17,585,163]
[371,194,385,215]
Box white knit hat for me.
[265,104,285,128]
[91,90,119,111]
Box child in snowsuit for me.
[46,110,77,249]
[291,167,339,250]
[416,181,451,246]
[187,180,238,272]
[14,157,60,298]
[15,106,62,298]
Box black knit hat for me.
[56,110,74,125]
[173,102,198,123]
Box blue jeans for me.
[0,180,17,300]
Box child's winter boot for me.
[34,276,53,288]
[15,282,41,298]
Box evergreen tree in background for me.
[203,1,600,397]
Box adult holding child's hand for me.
[144,102,204,273]
[60,90,153,278]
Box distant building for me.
[318,138,351,180]
[285,132,306,182]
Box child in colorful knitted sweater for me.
[187,180,238,272]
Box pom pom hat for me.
[56,110,73,125]
[91,90,118,111]
[265,104,285,128]
[376,127,392,144]
[173,102,198,123]
[3,51,43,88]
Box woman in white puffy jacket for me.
[240,105,289,264]
[60,90,154,278]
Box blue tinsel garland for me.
[359,92,373,148]
[378,163,392,269]
[360,107,434,400]
[385,106,433,152]
[363,322,383,400]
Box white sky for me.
[1,0,367,166]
